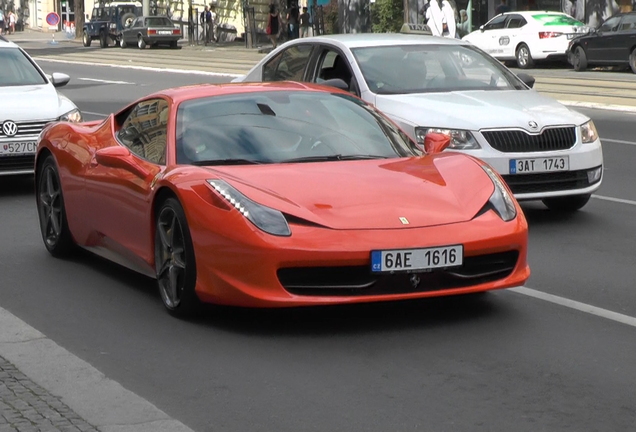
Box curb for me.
[558,100,636,114]
[0,306,195,432]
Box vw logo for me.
[528,121,539,129]
[2,121,18,137]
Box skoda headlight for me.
[59,109,83,123]
[580,120,598,143]
[481,165,517,222]
[415,127,480,150]
[207,179,291,236]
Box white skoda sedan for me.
[463,11,590,69]
[0,37,82,176]
[235,34,603,211]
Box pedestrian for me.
[200,6,212,43]
[266,4,282,48]
[299,6,310,38]
[495,0,510,15]
[286,3,299,40]
[0,8,5,35]
[210,5,217,42]
[457,9,470,37]
[9,9,16,34]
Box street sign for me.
[46,12,61,28]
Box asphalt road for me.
[1,62,635,431]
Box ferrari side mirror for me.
[424,132,451,154]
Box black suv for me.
[83,1,142,48]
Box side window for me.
[599,16,621,32]
[618,14,636,31]
[262,51,284,81]
[506,16,526,28]
[484,15,507,30]
[316,49,353,87]
[117,98,169,165]
[272,44,313,81]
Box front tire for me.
[137,35,146,49]
[154,198,201,317]
[36,156,75,257]
[120,37,127,48]
[82,30,91,47]
[516,44,534,69]
[573,46,588,71]
[99,31,109,48]
[629,48,636,74]
[542,194,591,212]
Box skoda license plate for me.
[371,245,463,273]
[509,157,569,174]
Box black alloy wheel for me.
[542,194,591,212]
[573,46,588,72]
[36,156,75,257]
[154,198,201,317]
[137,35,146,49]
[630,48,636,74]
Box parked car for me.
[567,12,636,73]
[235,34,604,212]
[120,15,181,49]
[35,82,529,317]
[1,38,81,176]
[83,1,142,48]
[463,11,591,68]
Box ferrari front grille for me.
[278,251,519,296]
[482,127,576,153]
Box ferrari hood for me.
[375,90,589,132]
[0,84,73,122]
[206,155,494,230]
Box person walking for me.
[0,9,5,35]
[200,6,212,43]
[266,4,282,48]
[286,3,299,40]
[299,6,310,38]
[8,9,16,34]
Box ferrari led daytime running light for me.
[207,179,291,237]
[480,165,517,222]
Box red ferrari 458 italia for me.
[35,82,529,317]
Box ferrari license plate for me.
[371,245,463,273]
[509,156,569,174]
[0,142,37,155]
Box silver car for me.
[0,37,82,176]
[235,34,603,212]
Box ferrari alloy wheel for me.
[155,198,200,317]
[573,46,587,72]
[36,156,75,257]
[542,194,591,212]
[516,44,534,69]
[138,36,146,49]
[630,48,636,74]
[82,30,91,47]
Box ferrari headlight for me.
[59,109,83,123]
[481,165,517,222]
[415,127,480,150]
[207,179,291,236]
[580,120,598,143]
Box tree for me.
[75,0,85,38]
[371,0,404,33]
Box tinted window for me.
[530,13,584,26]
[618,14,636,31]
[315,50,353,88]
[0,48,47,86]
[599,16,621,32]
[175,91,417,165]
[484,15,506,30]
[117,98,169,165]
[272,45,313,81]
[352,44,526,95]
[262,51,283,81]
[146,17,172,26]
[506,15,526,28]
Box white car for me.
[463,11,590,69]
[0,37,82,176]
[235,34,603,211]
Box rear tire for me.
[82,30,91,47]
[542,194,591,212]
[154,197,202,318]
[99,31,109,48]
[36,156,75,257]
[138,35,146,49]
[516,44,534,69]
[573,46,588,71]
[629,48,636,74]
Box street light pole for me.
[143,0,150,16]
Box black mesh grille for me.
[502,169,595,195]
[278,251,519,296]
[482,127,576,153]
[0,155,36,173]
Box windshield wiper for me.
[191,158,263,166]
[282,155,390,163]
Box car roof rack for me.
[400,23,433,35]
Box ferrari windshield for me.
[0,48,47,87]
[352,44,527,95]
[175,91,419,165]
